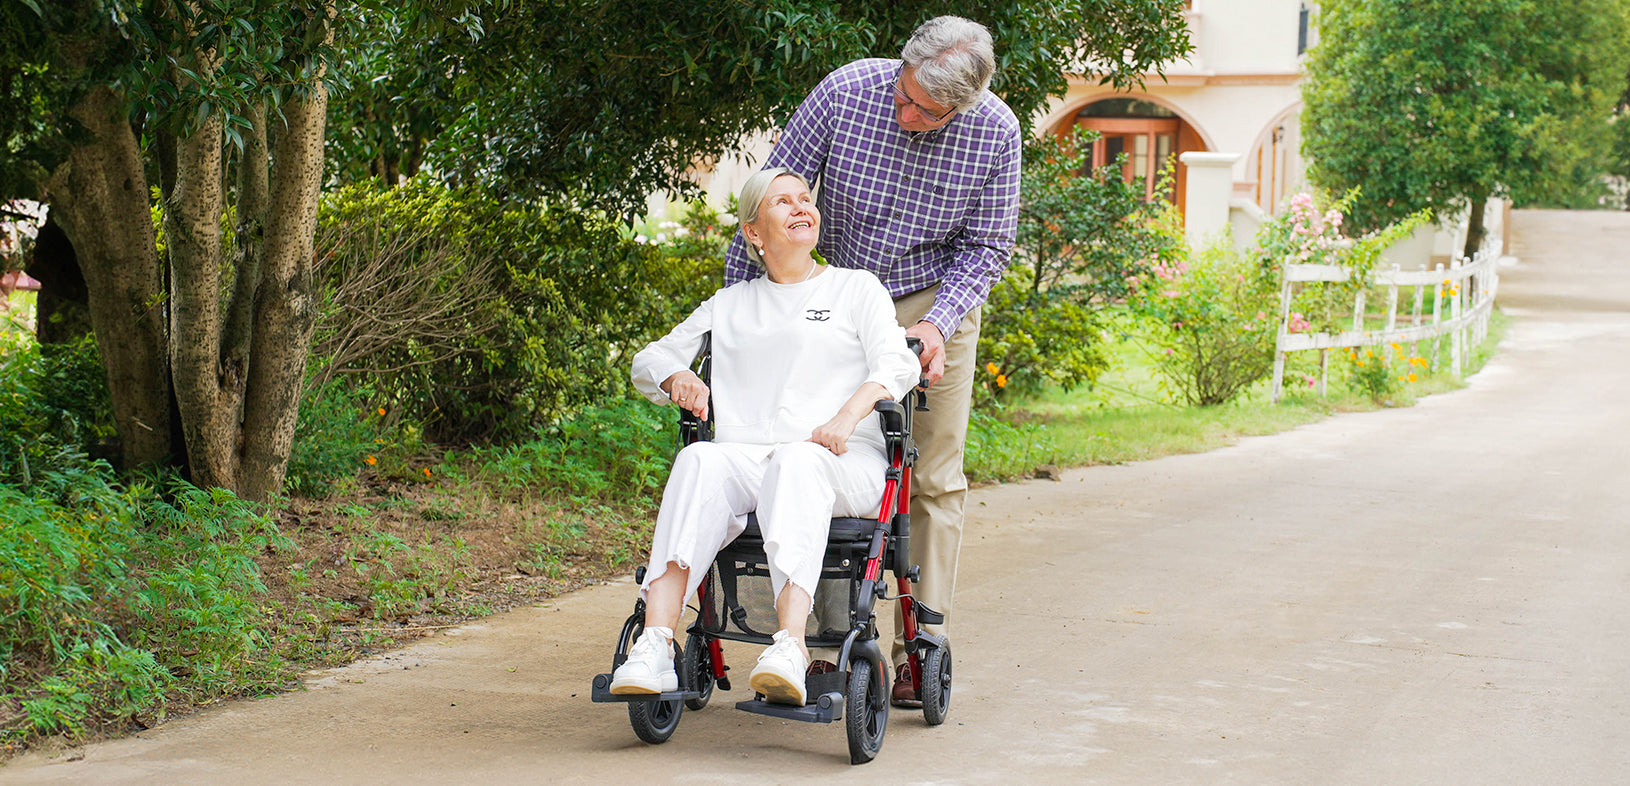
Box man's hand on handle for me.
[905,321,946,387]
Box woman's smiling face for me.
[747,174,820,254]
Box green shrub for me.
[981,133,1183,408]
[1129,235,1281,406]
[129,481,295,691]
[286,376,378,497]
[976,266,1111,404]
[0,334,112,483]
[313,180,721,445]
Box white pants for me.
[641,440,887,611]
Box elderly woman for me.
[609,168,919,706]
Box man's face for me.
[892,67,958,133]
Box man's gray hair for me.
[737,167,812,266]
[900,15,996,111]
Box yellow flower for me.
[985,362,999,375]
[996,374,1008,389]
[1363,348,1373,358]
[1356,360,1366,367]
[1407,372,1418,382]
[365,455,377,466]
[1390,342,1401,352]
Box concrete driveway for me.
[5,209,1630,784]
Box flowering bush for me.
[1258,190,1429,335]
[1127,217,1281,406]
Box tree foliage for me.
[325,0,1194,213]
[1302,0,1630,257]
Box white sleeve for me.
[851,275,920,401]
[631,292,716,403]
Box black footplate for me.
[736,691,844,723]
[590,673,702,703]
[732,669,847,723]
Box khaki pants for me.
[810,283,978,667]
[888,284,978,666]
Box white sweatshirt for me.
[631,267,920,458]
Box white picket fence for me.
[1270,249,1501,402]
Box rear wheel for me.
[844,659,888,764]
[682,632,715,710]
[921,646,952,726]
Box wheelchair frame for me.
[590,333,952,764]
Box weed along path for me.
[8,208,1630,784]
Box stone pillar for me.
[1180,151,1240,249]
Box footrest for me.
[734,691,843,723]
[915,603,945,626]
[590,673,701,703]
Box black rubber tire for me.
[682,632,715,710]
[845,659,888,764]
[628,694,684,744]
[621,623,684,744]
[921,646,952,726]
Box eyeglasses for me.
[892,67,956,123]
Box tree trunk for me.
[166,113,237,491]
[1463,196,1487,260]
[43,86,172,468]
[239,10,332,502]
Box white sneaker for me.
[609,627,677,694]
[749,629,809,706]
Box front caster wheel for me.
[921,646,951,726]
[619,622,684,744]
[844,659,888,764]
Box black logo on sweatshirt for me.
[805,309,831,322]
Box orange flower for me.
[422,467,432,478]
[365,455,377,466]
[985,362,999,375]
[1407,372,1418,382]
[996,374,1007,388]
[377,407,387,416]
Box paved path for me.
[6,209,1630,784]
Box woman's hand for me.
[809,413,862,455]
[661,370,710,420]
[809,382,891,455]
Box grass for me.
[965,309,1509,483]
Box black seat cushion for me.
[742,513,887,544]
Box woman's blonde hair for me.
[737,167,813,266]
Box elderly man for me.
[724,15,1021,707]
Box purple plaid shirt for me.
[725,58,1021,339]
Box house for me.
[1039,0,1314,232]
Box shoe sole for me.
[609,678,677,695]
[749,671,806,706]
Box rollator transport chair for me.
[590,335,952,764]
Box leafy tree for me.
[1302,0,1630,258]
[326,0,1195,213]
[1,0,339,500]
